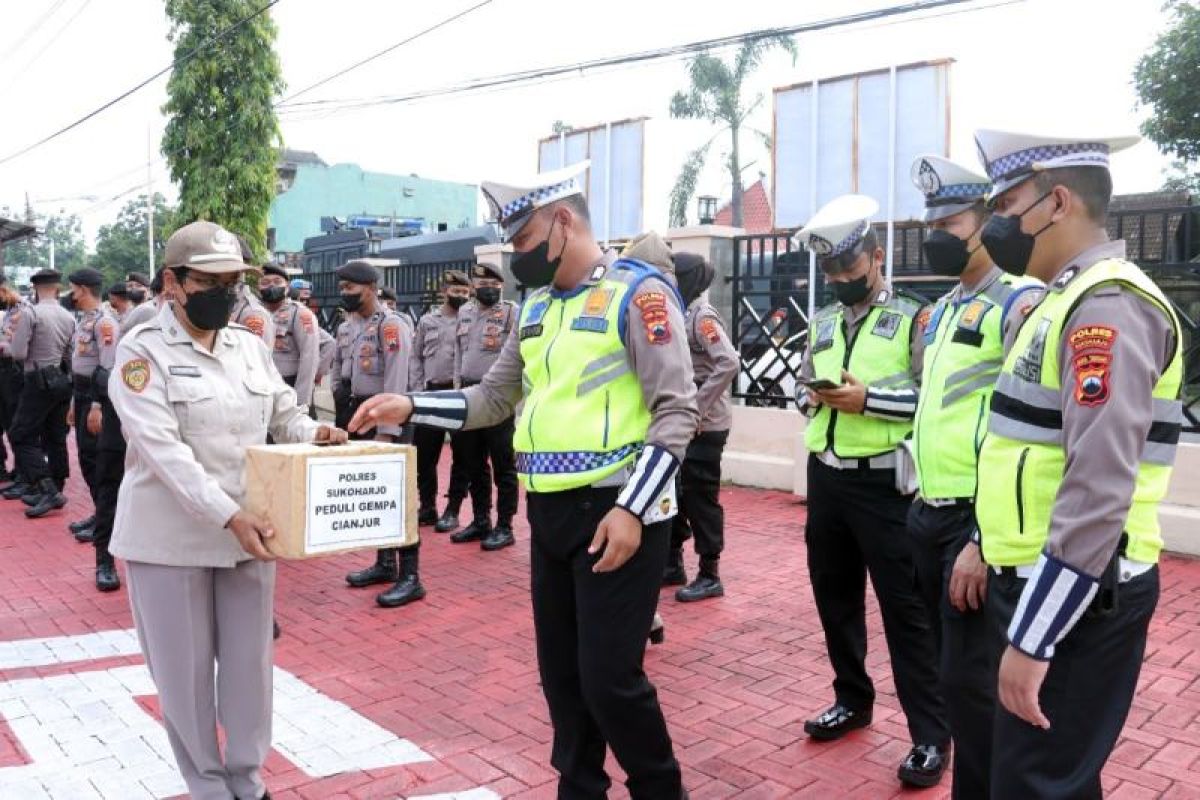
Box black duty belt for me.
[73,374,94,391]
[426,381,454,390]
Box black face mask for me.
[981,191,1057,276]
[341,292,364,313]
[60,294,76,313]
[511,217,564,288]
[833,274,873,306]
[183,285,237,331]
[922,229,981,277]
[446,295,467,310]
[128,288,147,304]
[474,287,501,306]
[260,286,286,304]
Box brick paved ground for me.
[1,450,1199,799]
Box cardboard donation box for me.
[245,442,417,559]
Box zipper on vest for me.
[526,302,567,492]
[827,312,865,455]
[1015,446,1029,534]
[915,302,955,489]
[603,390,610,448]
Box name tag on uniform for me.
[520,299,550,341]
[812,319,836,353]
[571,316,609,333]
[871,311,902,340]
[168,365,202,378]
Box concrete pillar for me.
[474,242,515,299]
[664,225,744,332]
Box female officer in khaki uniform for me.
[110,221,347,800]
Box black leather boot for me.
[70,515,96,534]
[662,547,687,586]
[450,518,490,544]
[676,557,724,603]
[345,548,399,588]
[376,548,426,608]
[25,478,66,518]
[417,507,438,526]
[481,521,515,551]
[95,553,120,592]
[434,506,461,533]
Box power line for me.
[0,0,70,67]
[2,0,93,93]
[0,0,282,169]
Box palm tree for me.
[668,35,796,228]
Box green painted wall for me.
[270,162,478,253]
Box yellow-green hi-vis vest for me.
[976,258,1184,566]
[513,258,680,492]
[913,274,1039,499]
[804,291,924,458]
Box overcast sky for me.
[0,0,1178,246]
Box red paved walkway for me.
[1,453,1199,798]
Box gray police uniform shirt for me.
[795,285,928,426]
[455,299,518,385]
[231,290,275,348]
[0,302,26,360]
[9,299,75,373]
[269,299,321,406]
[317,326,335,385]
[121,300,158,336]
[109,303,321,568]
[70,307,119,380]
[345,308,412,437]
[410,307,459,388]
[686,301,739,432]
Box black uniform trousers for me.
[528,486,681,800]
[805,455,949,746]
[72,381,101,503]
[455,408,517,526]
[414,381,469,513]
[669,429,729,558]
[908,499,994,798]
[986,565,1158,799]
[0,359,21,470]
[10,368,71,484]
[91,396,126,562]
[347,399,418,557]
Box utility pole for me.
[147,125,155,276]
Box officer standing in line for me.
[350,161,698,799]
[89,277,166,587]
[331,310,353,429]
[905,155,1041,798]
[794,194,950,787]
[121,271,158,333]
[258,264,320,411]
[108,284,134,328]
[64,269,120,539]
[380,286,399,313]
[658,251,738,603]
[449,262,518,551]
[411,271,472,531]
[0,277,22,481]
[971,130,1176,798]
[4,268,75,517]
[231,236,275,348]
[338,260,426,609]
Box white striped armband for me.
[615,444,680,521]
[409,391,468,431]
[971,526,982,545]
[863,386,919,421]
[1006,551,1099,661]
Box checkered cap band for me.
[931,182,991,201]
[515,443,641,475]
[808,220,869,258]
[984,142,1109,183]
[500,177,580,224]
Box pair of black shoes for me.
[804,704,949,787]
[20,479,66,518]
[449,519,515,551]
[345,549,427,609]
[70,515,96,543]
[96,555,120,592]
[662,551,725,603]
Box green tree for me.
[91,194,177,284]
[668,36,796,228]
[1134,1,1200,188]
[162,0,284,263]
[0,209,87,273]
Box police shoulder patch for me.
[98,319,116,346]
[634,292,671,345]
[1068,324,1117,407]
[700,317,721,344]
[244,314,266,337]
[121,359,151,393]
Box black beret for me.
[67,268,104,288]
[262,264,289,280]
[126,272,151,286]
[336,259,381,285]
[108,283,130,298]
[471,262,503,281]
[379,286,398,302]
[442,269,470,287]
[30,268,62,285]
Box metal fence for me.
[731,205,1200,429]
[301,258,476,330]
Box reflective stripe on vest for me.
[513,258,676,492]
[977,258,1183,566]
[804,292,922,458]
[913,273,1035,499]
